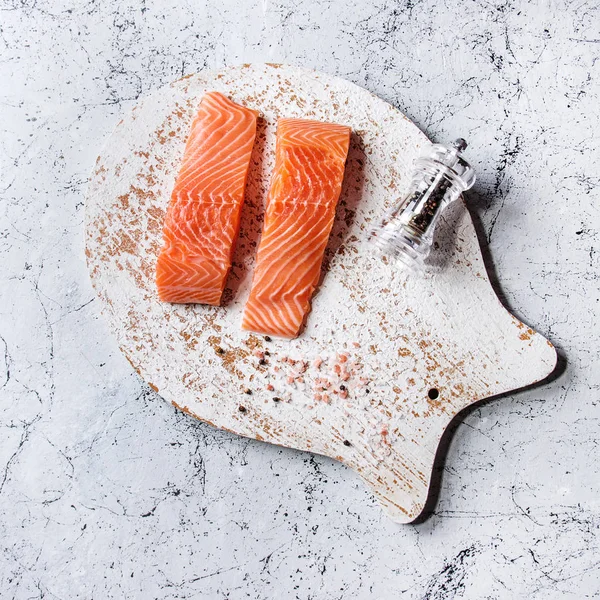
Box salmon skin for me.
[242,118,351,338]
[156,92,257,305]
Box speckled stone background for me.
[1,1,599,598]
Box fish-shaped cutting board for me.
[86,63,556,523]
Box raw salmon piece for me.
[156,92,257,305]
[242,118,351,338]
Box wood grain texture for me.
[85,64,556,523]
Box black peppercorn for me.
[343,440,351,447]
[238,405,246,413]
[273,397,281,403]
[258,358,267,366]
[244,389,252,395]
[408,177,453,234]
[264,336,272,342]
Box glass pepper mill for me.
[369,138,476,272]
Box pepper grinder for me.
[369,138,476,272]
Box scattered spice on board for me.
[247,344,371,407]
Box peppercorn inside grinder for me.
[369,138,476,272]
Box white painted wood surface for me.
[86,64,556,523]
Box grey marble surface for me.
[1,0,599,598]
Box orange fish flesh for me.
[242,118,351,338]
[156,92,257,305]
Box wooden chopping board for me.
[85,63,556,523]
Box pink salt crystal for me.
[340,390,349,399]
[333,364,341,375]
[338,353,349,363]
[341,372,350,382]
[287,375,295,384]
[296,376,304,384]
[266,383,274,392]
[312,358,323,369]
[314,393,322,402]
[253,349,264,359]
[352,342,361,348]
[273,366,280,373]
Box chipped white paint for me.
[86,64,556,523]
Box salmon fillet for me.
[156,92,257,305]
[242,118,351,338]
